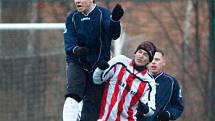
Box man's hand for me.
[74,47,89,57]
[97,60,109,70]
[157,111,170,121]
[112,4,124,21]
[136,101,149,119]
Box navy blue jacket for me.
[138,72,184,121]
[64,5,121,72]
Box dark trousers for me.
[66,62,105,121]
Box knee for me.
[65,93,82,103]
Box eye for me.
[143,53,148,56]
[155,58,160,61]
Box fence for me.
[0,23,123,121]
[0,23,66,121]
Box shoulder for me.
[96,5,110,13]
[162,73,176,82]
[96,5,111,18]
[65,10,79,21]
[67,10,77,17]
[145,72,155,82]
[136,70,155,83]
[163,73,181,87]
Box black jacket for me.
[138,72,184,121]
[64,5,121,72]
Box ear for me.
[162,58,166,66]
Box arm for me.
[110,4,124,40]
[102,4,123,40]
[139,77,156,117]
[93,60,115,84]
[145,77,156,116]
[93,55,125,84]
[109,20,121,40]
[165,80,184,120]
[64,13,79,56]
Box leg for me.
[80,75,105,121]
[63,62,86,121]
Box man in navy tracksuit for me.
[62,0,124,121]
[137,49,184,121]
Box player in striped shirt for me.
[93,41,157,121]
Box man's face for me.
[134,49,150,67]
[74,0,93,13]
[148,52,165,75]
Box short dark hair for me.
[156,49,164,56]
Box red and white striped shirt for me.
[93,55,156,121]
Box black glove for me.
[74,47,89,57]
[112,4,124,21]
[136,101,149,119]
[97,60,109,70]
[157,111,170,121]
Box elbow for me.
[93,80,104,85]
[93,71,104,85]
[110,22,121,40]
[112,34,120,40]
[93,76,104,84]
[170,109,184,120]
[112,29,121,40]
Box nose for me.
[151,60,156,64]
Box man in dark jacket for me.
[62,0,124,121]
[137,49,184,121]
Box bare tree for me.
[0,0,2,55]
[182,0,192,94]
[208,0,215,121]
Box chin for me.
[76,7,83,12]
[136,63,144,67]
[77,9,83,12]
[151,71,158,74]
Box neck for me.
[83,4,96,15]
[152,72,163,78]
[133,62,146,71]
